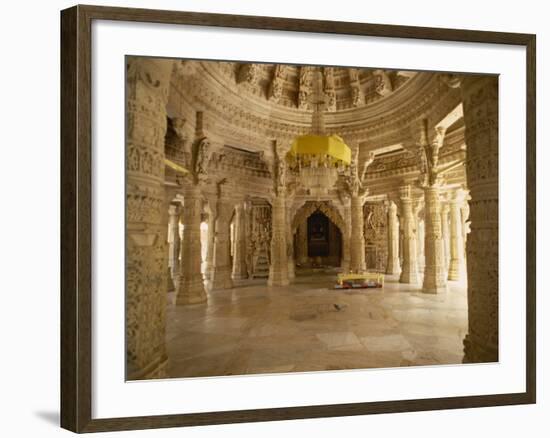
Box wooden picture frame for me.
[61,4,536,433]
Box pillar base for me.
[211,267,234,290]
[268,277,290,287]
[447,263,466,281]
[341,259,350,273]
[167,268,176,292]
[268,265,290,286]
[204,266,214,280]
[399,270,419,284]
[175,275,207,305]
[287,260,296,280]
[421,284,447,294]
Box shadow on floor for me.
[34,410,59,427]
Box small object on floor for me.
[334,272,385,289]
[333,303,348,311]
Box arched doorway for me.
[305,211,342,267]
[292,201,346,269]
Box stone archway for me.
[292,201,346,233]
[292,201,348,268]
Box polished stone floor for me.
[165,269,468,378]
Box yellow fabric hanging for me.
[286,134,352,166]
[164,158,190,175]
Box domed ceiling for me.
[206,61,417,112]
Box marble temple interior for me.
[126,58,498,380]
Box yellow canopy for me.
[164,158,189,175]
[286,134,351,166]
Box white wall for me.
[0,0,546,437]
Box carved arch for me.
[291,201,346,234]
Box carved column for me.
[461,76,499,363]
[350,194,366,272]
[398,186,419,284]
[204,203,216,280]
[231,203,248,280]
[386,201,401,275]
[341,200,352,272]
[448,189,466,281]
[268,194,289,286]
[297,220,309,265]
[461,196,471,269]
[422,186,447,293]
[211,198,234,290]
[441,201,451,274]
[175,184,207,305]
[167,204,181,281]
[126,57,172,380]
[414,202,425,273]
[286,205,295,280]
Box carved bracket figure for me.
[344,146,375,197]
[298,66,311,109]
[411,119,447,188]
[268,65,286,102]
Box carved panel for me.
[364,202,388,271]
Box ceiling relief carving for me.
[167,59,468,202]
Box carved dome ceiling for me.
[177,60,417,113]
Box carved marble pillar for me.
[167,204,181,281]
[231,203,248,280]
[350,194,366,272]
[417,219,425,272]
[440,201,451,276]
[286,206,295,280]
[422,186,447,294]
[398,186,419,284]
[385,201,401,275]
[175,184,207,305]
[211,199,234,290]
[461,76,499,363]
[204,204,216,280]
[126,57,172,380]
[448,190,466,281]
[414,202,425,273]
[297,221,309,265]
[341,201,352,272]
[268,194,289,286]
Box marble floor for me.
[165,269,468,378]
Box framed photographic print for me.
[60,4,536,433]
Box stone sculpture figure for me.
[298,66,310,109]
[237,63,259,84]
[195,138,210,182]
[269,65,286,102]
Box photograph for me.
[125,57,499,380]
[0,0,543,435]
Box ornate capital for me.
[298,66,311,109]
[450,187,468,204]
[171,117,187,139]
[168,203,180,217]
[268,65,287,102]
[410,118,448,188]
[398,185,413,201]
[237,63,259,85]
[373,69,393,96]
